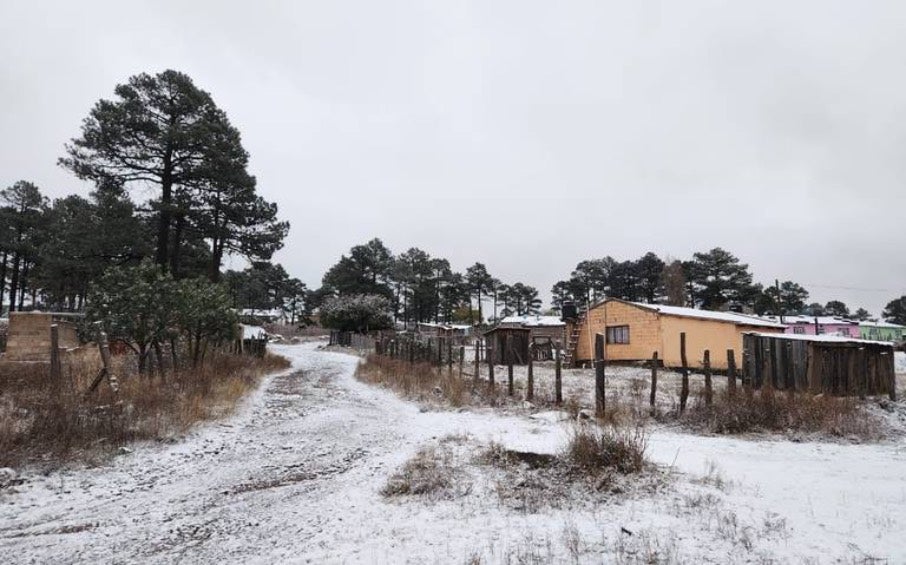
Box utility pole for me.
[775,279,784,324]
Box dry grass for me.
[356,353,503,408]
[382,443,470,499]
[0,350,290,468]
[563,423,649,476]
[683,389,882,440]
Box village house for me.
[415,322,473,345]
[761,315,860,338]
[566,299,785,370]
[859,320,906,342]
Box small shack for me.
[483,325,531,365]
[743,332,896,397]
[485,315,566,365]
[2,311,81,362]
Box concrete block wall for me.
[4,312,80,362]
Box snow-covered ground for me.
[1,342,904,563]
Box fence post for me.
[649,351,658,408]
[727,349,737,397]
[488,347,495,391]
[595,333,606,417]
[448,338,454,375]
[507,363,514,396]
[473,340,480,383]
[554,341,563,405]
[527,343,534,402]
[703,349,713,407]
[50,324,62,386]
[679,332,689,413]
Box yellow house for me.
[567,299,785,370]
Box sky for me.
[1,1,905,316]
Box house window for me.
[793,327,805,334]
[606,325,630,344]
[838,328,851,337]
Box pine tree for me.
[0,181,48,312]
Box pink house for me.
[763,315,859,338]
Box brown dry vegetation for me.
[682,389,881,440]
[0,350,289,468]
[355,353,506,408]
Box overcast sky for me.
[2,1,905,315]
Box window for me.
[838,328,850,337]
[606,325,630,344]
[793,327,805,334]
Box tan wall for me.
[574,301,785,369]
[4,312,80,362]
[660,316,742,370]
[574,301,662,363]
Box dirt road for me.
[2,343,905,564]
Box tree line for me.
[314,238,543,330]
[553,247,901,323]
[0,70,303,321]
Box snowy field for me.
[1,342,905,563]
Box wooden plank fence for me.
[742,333,896,398]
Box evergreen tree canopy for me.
[686,247,758,310]
[882,296,906,325]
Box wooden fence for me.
[742,333,896,397]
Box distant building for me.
[858,321,906,342]
[484,315,566,365]
[237,309,287,324]
[567,299,785,369]
[762,315,860,338]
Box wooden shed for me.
[743,332,896,397]
[483,326,531,365]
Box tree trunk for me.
[170,211,184,277]
[138,344,149,374]
[210,237,223,282]
[156,148,174,268]
[0,250,6,312]
[8,251,21,312]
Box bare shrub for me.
[381,445,461,498]
[356,353,496,408]
[0,350,290,468]
[684,389,881,440]
[563,423,649,476]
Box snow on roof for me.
[238,308,283,317]
[859,320,906,329]
[762,315,858,326]
[499,315,565,327]
[624,302,785,328]
[418,322,472,330]
[240,324,268,340]
[745,331,894,347]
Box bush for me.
[684,390,880,439]
[320,294,392,332]
[563,424,649,475]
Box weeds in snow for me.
[381,443,470,499]
[564,423,649,476]
[684,389,882,440]
[0,351,290,468]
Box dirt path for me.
[2,343,905,563]
[0,344,402,562]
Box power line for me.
[802,283,903,294]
